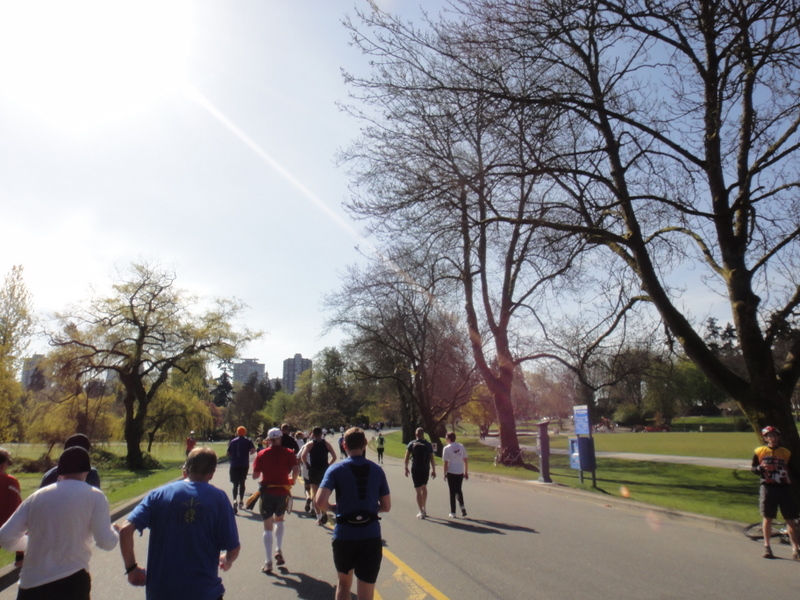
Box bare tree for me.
[326,254,476,448]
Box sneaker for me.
[448,512,456,518]
[793,550,800,562]
[416,511,425,519]
[305,498,312,513]
[461,507,467,517]
[274,551,285,566]
[261,561,273,573]
[763,547,774,559]
[233,503,238,515]
[421,508,427,519]
[320,513,328,525]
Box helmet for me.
[761,426,780,436]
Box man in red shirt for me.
[0,448,22,566]
[252,428,299,573]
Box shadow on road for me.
[423,517,538,535]
[266,569,337,599]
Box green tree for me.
[0,265,34,440]
[49,262,257,468]
[144,383,212,453]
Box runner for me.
[227,426,256,513]
[252,428,299,573]
[403,428,436,519]
[298,427,338,525]
[375,432,385,464]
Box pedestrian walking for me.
[185,431,197,456]
[0,446,118,599]
[750,426,800,560]
[316,427,391,600]
[227,426,256,513]
[252,427,299,573]
[117,447,240,599]
[442,432,468,518]
[375,433,385,464]
[404,427,436,519]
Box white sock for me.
[263,530,273,558]
[275,521,284,551]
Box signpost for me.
[570,404,597,487]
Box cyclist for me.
[751,426,800,560]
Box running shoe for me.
[461,507,467,517]
[274,551,285,566]
[261,561,273,573]
[305,498,312,513]
[763,547,774,559]
[233,502,238,515]
[793,550,800,562]
[448,512,456,518]
[320,513,328,525]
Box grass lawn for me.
[542,431,761,459]
[373,431,763,525]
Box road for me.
[2,449,798,599]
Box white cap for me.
[267,428,282,439]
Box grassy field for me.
[543,431,760,459]
[373,430,764,525]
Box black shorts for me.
[260,491,289,519]
[332,537,383,584]
[229,465,249,483]
[411,469,429,488]
[18,569,91,600]
[307,465,328,486]
[760,484,800,520]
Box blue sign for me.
[574,405,590,435]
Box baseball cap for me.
[57,446,91,475]
[267,428,282,439]
[761,426,780,436]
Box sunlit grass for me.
[379,431,762,525]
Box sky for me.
[0,0,449,379]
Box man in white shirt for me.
[442,432,469,518]
[0,446,118,599]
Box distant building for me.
[282,353,311,394]
[233,358,265,386]
[21,354,45,389]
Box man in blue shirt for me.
[317,427,391,600]
[118,448,240,600]
[227,426,256,513]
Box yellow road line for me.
[382,547,451,600]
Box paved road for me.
[2,449,796,599]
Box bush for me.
[613,403,642,427]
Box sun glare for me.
[0,1,192,131]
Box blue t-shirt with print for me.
[128,479,239,600]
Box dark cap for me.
[57,446,91,475]
[64,433,91,451]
